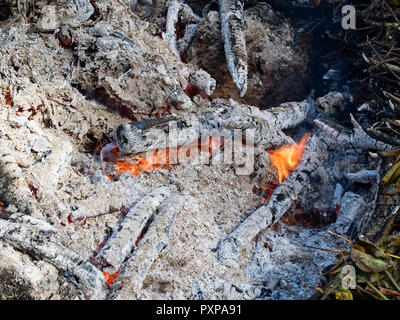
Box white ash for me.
[0,0,382,300]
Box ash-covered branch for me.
[314,114,394,151]
[217,135,325,265]
[345,169,380,184]
[0,218,106,299]
[94,187,171,274]
[110,194,183,298]
[162,0,181,59]
[115,99,310,156]
[219,0,248,97]
[162,0,200,59]
[7,213,59,235]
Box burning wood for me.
[115,99,310,156]
[268,134,310,184]
[0,0,396,301]
[218,134,326,264]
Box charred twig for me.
[366,127,400,146]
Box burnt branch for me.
[345,169,380,184]
[69,174,153,221]
[314,114,394,151]
[217,135,326,265]
[219,0,248,97]
[110,194,183,298]
[162,0,200,59]
[0,218,106,299]
[94,187,171,274]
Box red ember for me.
[103,269,121,287]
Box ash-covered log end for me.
[114,122,140,155]
[114,118,174,155]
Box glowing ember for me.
[0,201,5,210]
[268,133,310,184]
[115,148,173,177]
[108,135,223,177]
[103,269,121,287]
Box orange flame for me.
[112,135,223,177]
[115,148,172,177]
[268,134,310,184]
[0,201,5,210]
[103,269,121,287]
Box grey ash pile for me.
[0,0,398,300]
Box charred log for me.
[115,99,310,156]
[345,169,380,184]
[218,0,248,97]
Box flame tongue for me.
[103,269,121,287]
[268,134,310,184]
